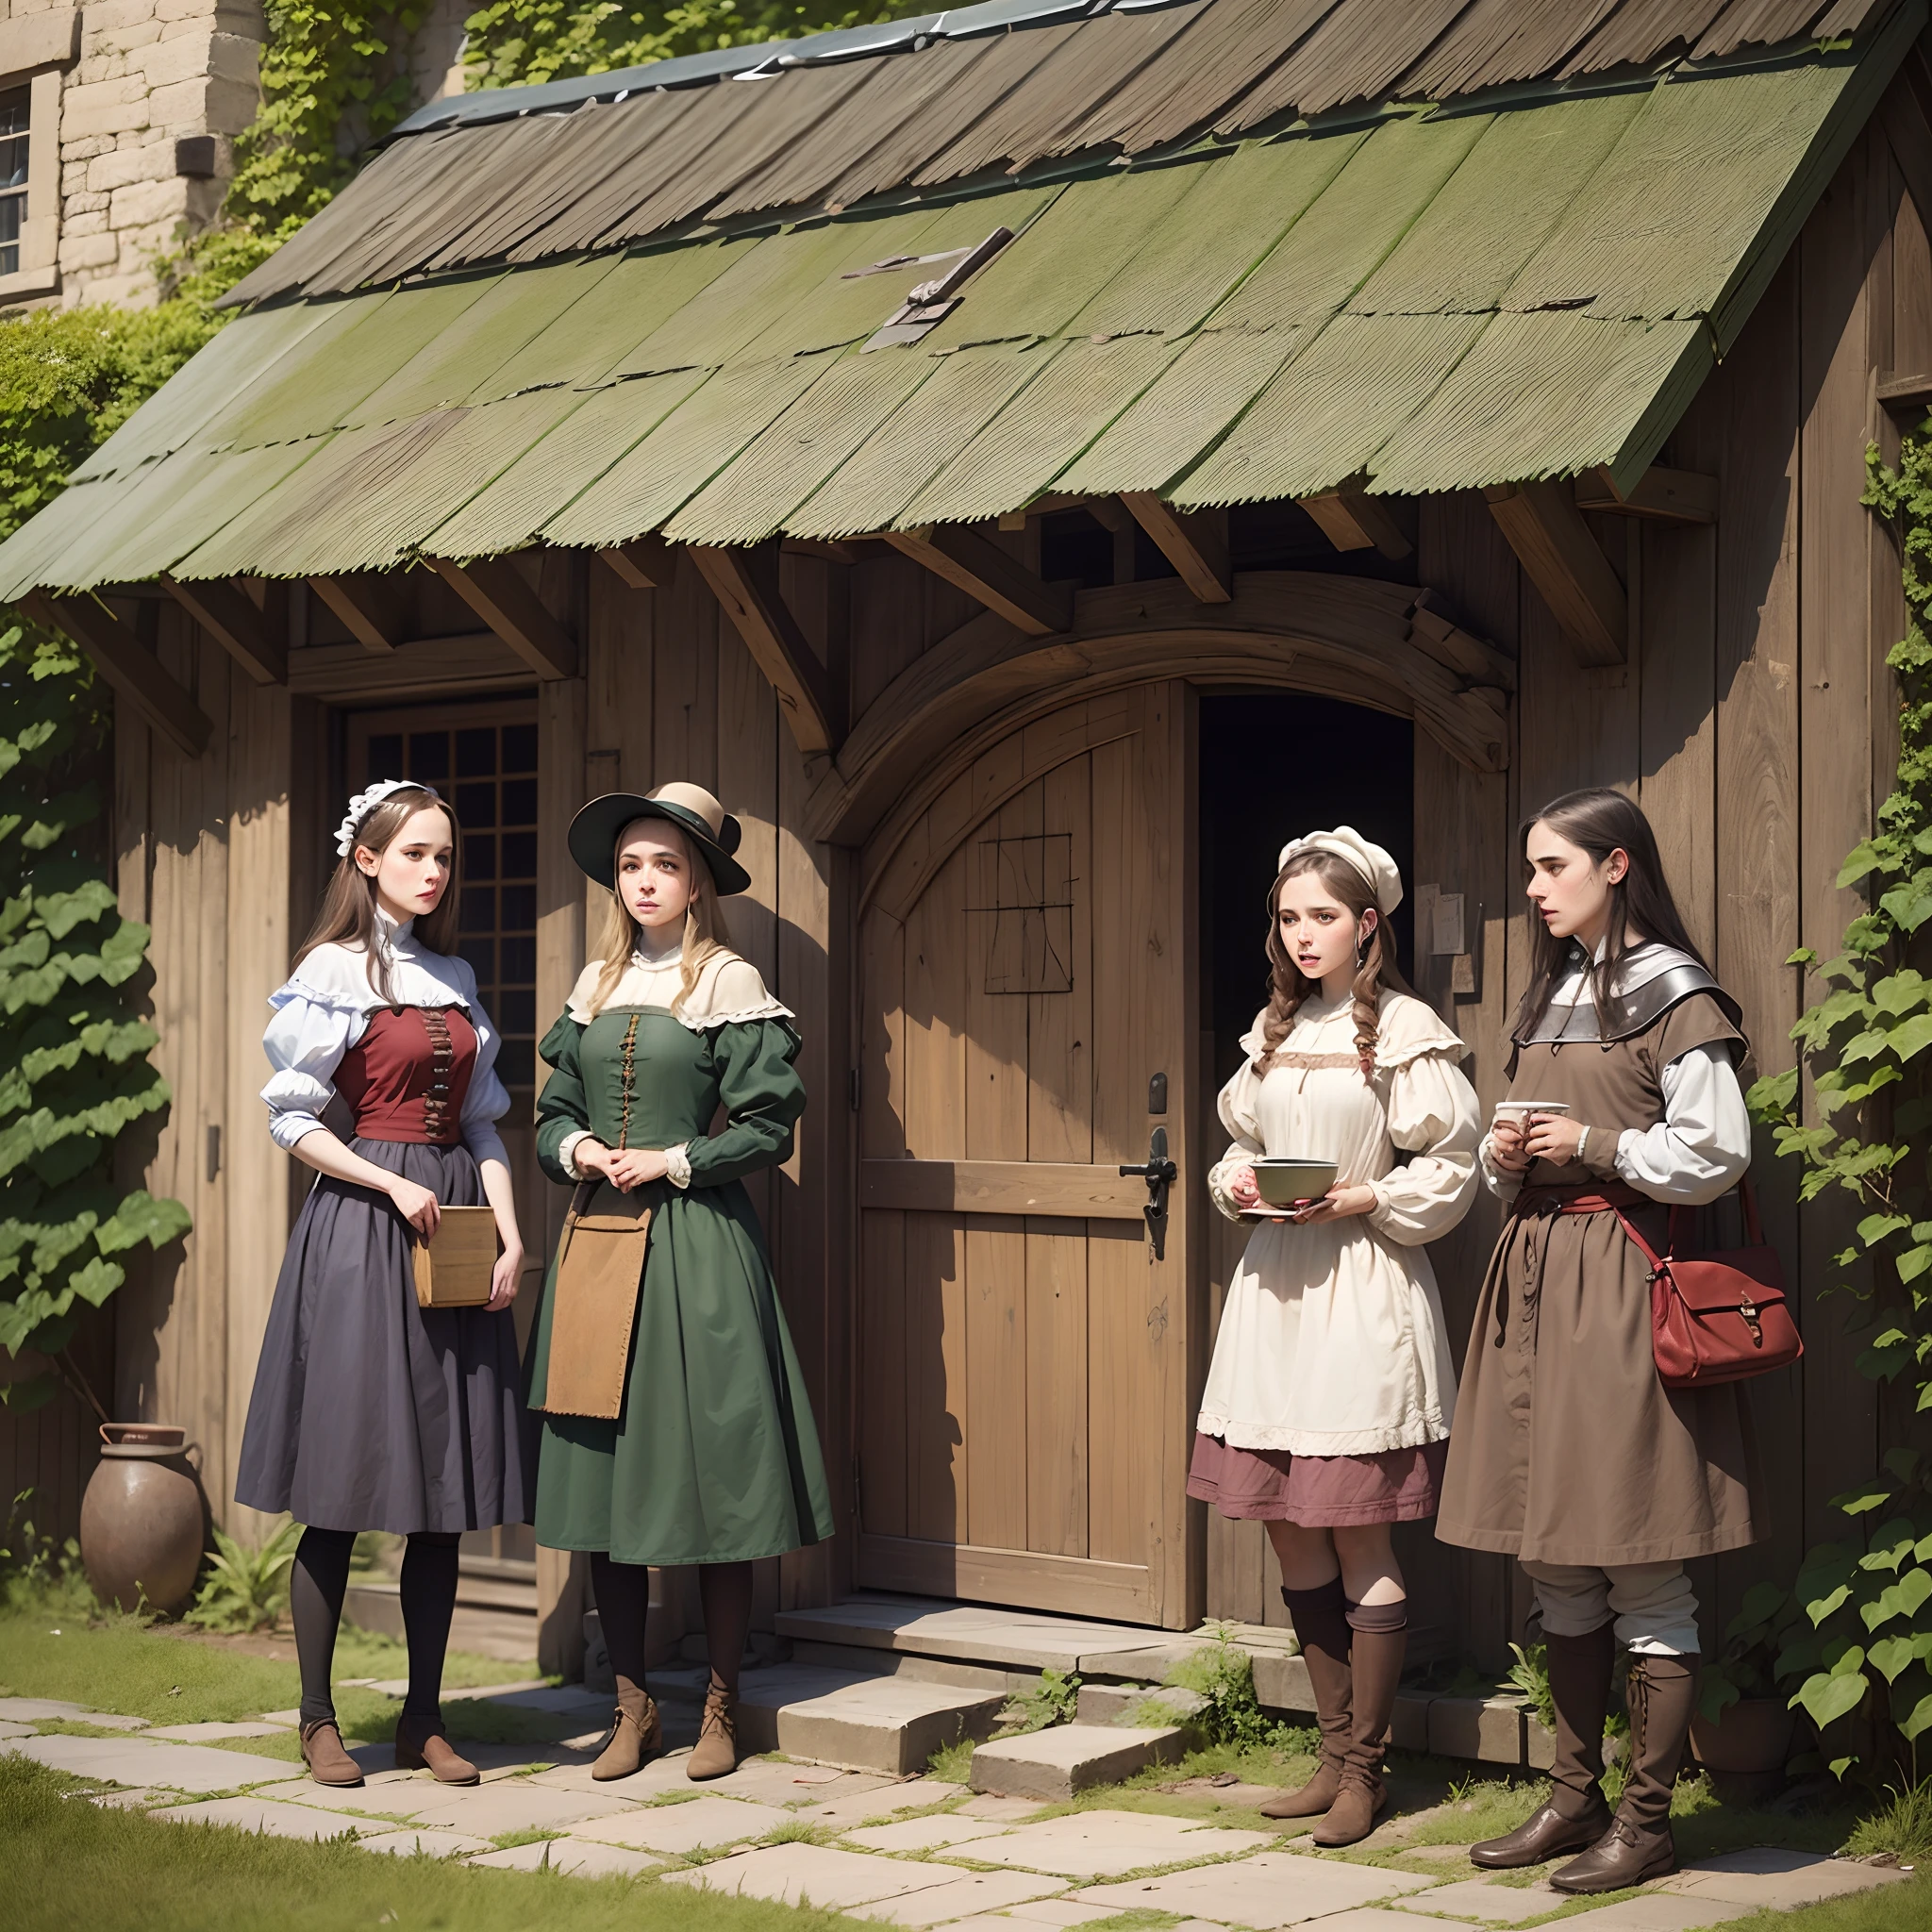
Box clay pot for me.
[1690,1694,1797,1806]
[79,1424,206,1615]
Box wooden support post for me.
[597,535,678,591]
[688,541,840,756]
[1408,590,1517,691]
[1484,479,1627,667]
[160,575,287,685]
[26,591,213,758]
[1296,487,1413,560]
[429,556,577,679]
[1119,493,1230,603]
[884,522,1073,636]
[308,573,407,653]
[1573,465,1717,524]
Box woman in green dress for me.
[527,782,835,1782]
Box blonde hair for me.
[586,817,735,1018]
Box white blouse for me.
[260,912,512,1169]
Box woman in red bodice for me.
[236,782,531,1790]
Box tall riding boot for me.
[1312,1603,1405,1848]
[1262,1581,1354,1821]
[1472,1623,1615,1868]
[1552,1652,1694,1893]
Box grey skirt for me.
[234,1137,532,1534]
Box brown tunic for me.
[1435,992,1767,1566]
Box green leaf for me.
[1901,1692,1932,1740]
[1860,1212,1912,1245]
[1832,1482,1897,1517]
[1868,1633,1923,1682]
[1887,1012,1932,1060]
[1864,1566,1932,1631]
[1793,1668,1871,1728]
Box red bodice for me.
[335,1006,477,1144]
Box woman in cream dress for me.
[1190,828,1477,1845]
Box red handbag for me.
[1608,1182,1802,1389]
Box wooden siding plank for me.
[859,1159,1147,1217]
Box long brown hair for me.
[1255,851,1414,1078]
[585,817,735,1020]
[292,787,460,1003]
[1512,787,1708,1042]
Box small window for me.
[0,87,29,278]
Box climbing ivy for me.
[1744,429,1932,1779]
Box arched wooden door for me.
[855,682,1197,1626]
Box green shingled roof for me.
[0,18,1912,598]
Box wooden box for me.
[412,1206,498,1308]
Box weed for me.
[186,1519,301,1633]
[1845,1777,1932,1862]
[1504,1643,1556,1732]
[762,1819,832,1845]
[492,1827,567,1851]
[1008,1665,1081,1733]
[1162,1623,1298,1751]
[927,1736,974,1783]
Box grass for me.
[925,1737,974,1783]
[1,1756,874,1932]
[1707,1878,1932,1930]
[1843,1778,1932,1862]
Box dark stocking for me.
[590,1552,653,1685]
[698,1560,755,1695]
[399,1531,460,1722]
[291,1526,356,1725]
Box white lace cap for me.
[334,779,441,858]
[1276,825,1404,915]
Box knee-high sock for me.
[291,1526,357,1726]
[590,1552,652,1686]
[698,1561,755,1696]
[399,1532,461,1723]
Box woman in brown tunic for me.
[1437,789,1764,1893]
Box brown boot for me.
[394,1713,479,1786]
[687,1681,738,1780]
[591,1674,663,1782]
[1262,1581,1353,1821]
[1552,1652,1694,1894]
[1311,1607,1405,1848]
[299,1718,364,1788]
[1472,1623,1615,1868]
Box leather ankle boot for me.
[1472,1623,1615,1868]
[299,1718,364,1788]
[394,1713,479,1786]
[591,1674,662,1781]
[1311,1614,1405,1848]
[687,1681,739,1780]
[1262,1581,1353,1822]
[1552,1652,1694,1894]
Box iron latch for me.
[1120,1124,1178,1260]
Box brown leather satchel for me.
[1609,1180,1803,1390]
[536,1181,652,1420]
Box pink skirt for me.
[1187,1431,1449,1526]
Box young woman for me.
[526,783,835,1784]
[1190,827,1477,1847]
[1437,787,1763,1894]
[236,781,529,1790]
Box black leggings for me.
[291,1526,460,1725]
[590,1553,754,1694]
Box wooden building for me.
[6,0,1930,1670]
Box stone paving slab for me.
[150,1795,372,1840]
[795,1784,950,1828]
[1003,1904,1124,1926]
[85,1786,174,1809]
[358,1826,495,1857]
[528,1750,696,1795]
[776,1674,1008,1774]
[1305,1915,1462,1932]
[1657,1847,1910,1907]
[851,1869,1068,1926]
[667,1841,974,1908]
[573,1794,791,1853]
[1547,1898,1743,1931]
[0,1720,33,1739]
[959,1809,1274,1879]
[845,1813,1012,1852]
[698,1758,901,1807]
[144,1722,286,1742]
[406,1780,640,1837]
[971,1724,1191,1800]
[1388,1877,1562,1923]
[468,1838,664,1876]
[7,1733,291,1790]
[1071,1850,1439,1925]
[253,1772,429,1818]
[0,1697,96,1722]
[957,1793,1051,1822]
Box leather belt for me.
[1496,1182,1651,1347]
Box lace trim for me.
[1196,1409,1452,1456]
[566,996,799,1031]
[1242,1038,1465,1074]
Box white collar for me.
[629,936,683,971]
[273,916,469,1016]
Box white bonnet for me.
[335,779,441,858]
[1276,825,1404,915]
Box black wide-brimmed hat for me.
[567,784,751,896]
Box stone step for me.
[343,1580,538,1665]
[968,1722,1191,1801]
[774,1596,1191,1677]
[1074,1683,1207,1730]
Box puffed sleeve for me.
[1207,1020,1267,1222]
[1364,1000,1479,1246]
[450,958,511,1170]
[684,1019,806,1188]
[1613,1041,1752,1204]
[535,1009,591,1186]
[260,986,367,1152]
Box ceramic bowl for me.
[1252,1158,1339,1207]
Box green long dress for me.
[526,1002,836,1565]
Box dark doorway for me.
[1199,693,1415,1092]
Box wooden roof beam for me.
[598,535,678,591]
[1296,486,1412,561]
[1119,494,1230,603]
[688,541,841,756]
[1484,479,1627,667]
[1573,465,1716,524]
[161,574,287,684]
[884,522,1073,637]
[429,557,577,679]
[308,573,408,652]
[25,591,212,758]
